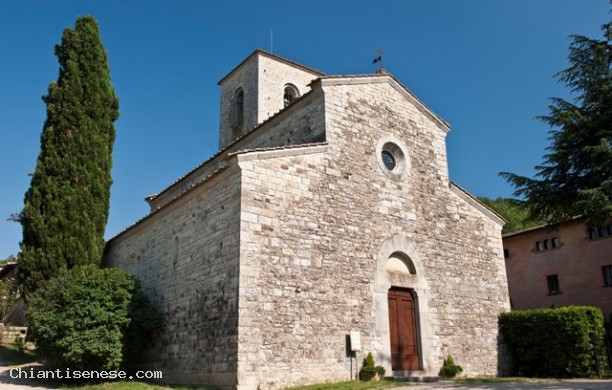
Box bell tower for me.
[217,50,323,149]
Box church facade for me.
[104,50,510,390]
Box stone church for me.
[104,50,510,389]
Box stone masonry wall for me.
[219,52,321,149]
[104,165,243,388]
[256,54,321,124]
[219,55,259,148]
[321,79,510,376]
[234,78,509,389]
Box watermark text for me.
[9,367,163,380]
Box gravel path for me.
[0,363,53,390]
[399,379,612,390]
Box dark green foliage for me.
[499,306,605,378]
[478,197,544,233]
[438,354,463,378]
[122,281,163,365]
[500,22,611,226]
[18,15,119,297]
[27,265,159,372]
[359,352,386,381]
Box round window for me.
[381,150,396,171]
[376,138,409,180]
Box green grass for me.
[0,341,39,366]
[285,380,404,390]
[60,382,213,390]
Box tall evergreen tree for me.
[501,21,611,226]
[18,15,119,297]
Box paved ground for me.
[0,363,53,390]
[400,379,612,390]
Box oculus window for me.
[376,137,410,181]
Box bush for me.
[359,352,385,381]
[438,354,463,378]
[499,306,605,377]
[27,265,159,372]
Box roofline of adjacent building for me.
[502,216,584,238]
[217,49,326,85]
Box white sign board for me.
[349,331,361,352]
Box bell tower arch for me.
[217,50,323,149]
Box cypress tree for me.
[19,15,119,298]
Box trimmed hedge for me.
[499,306,605,378]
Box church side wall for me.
[104,165,243,388]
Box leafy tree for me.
[18,15,119,297]
[0,279,19,324]
[478,197,544,233]
[27,265,159,372]
[0,255,20,325]
[500,21,611,226]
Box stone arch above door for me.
[371,234,436,376]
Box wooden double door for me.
[388,288,420,371]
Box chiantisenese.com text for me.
[10,367,163,380]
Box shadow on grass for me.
[0,342,39,366]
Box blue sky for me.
[0,0,609,259]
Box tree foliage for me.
[478,197,544,233]
[0,255,20,324]
[501,21,611,226]
[18,15,119,297]
[27,265,159,372]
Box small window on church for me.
[376,138,409,180]
[381,150,396,171]
[233,88,244,128]
[283,84,299,107]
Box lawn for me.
[59,382,212,390]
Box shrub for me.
[359,352,386,381]
[499,306,605,378]
[27,265,159,372]
[438,354,463,378]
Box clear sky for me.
[0,0,609,259]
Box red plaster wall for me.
[503,219,612,318]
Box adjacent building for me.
[503,218,612,318]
